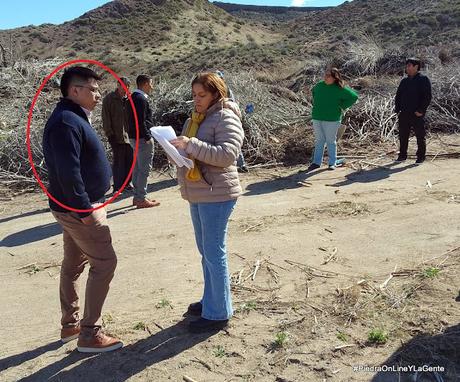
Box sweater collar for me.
[81,106,92,124]
[133,89,148,99]
[58,98,90,123]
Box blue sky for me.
[0,0,347,30]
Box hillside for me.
[0,0,284,77]
[213,1,328,22]
[1,0,459,79]
[288,0,460,50]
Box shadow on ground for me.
[244,168,329,196]
[371,323,460,382]
[331,162,417,187]
[12,319,216,382]
[1,178,177,248]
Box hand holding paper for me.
[169,136,190,150]
[150,126,193,169]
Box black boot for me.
[188,318,229,333]
[186,301,202,316]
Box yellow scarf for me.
[184,111,206,181]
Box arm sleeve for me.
[340,87,359,110]
[101,97,114,139]
[49,124,92,217]
[133,97,148,140]
[144,102,153,140]
[417,77,432,114]
[395,82,402,113]
[185,112,244,168]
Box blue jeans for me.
[312,120,341,166]
[129,139,154,200]
[189,199,237,320]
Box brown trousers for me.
[52,210,117,329]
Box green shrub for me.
[368,329,388,344]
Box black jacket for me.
[127,91,153,141]
[395,72,432,115]
[43,99,111,217]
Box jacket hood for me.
[206,99,242,120]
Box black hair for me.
[60,66,101,97]
[119,76,131,86]
[406,58,421,71]
[136,74,151,88]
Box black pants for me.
[110,142,133,191]
[398,112,426,160]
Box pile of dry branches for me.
[0,59,63,189]
[0,56,459,192]
[151,72,312,165]
[429,63,460,132]
[228,71,311,164]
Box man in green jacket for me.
[102,77,133,193]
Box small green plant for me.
[368,329,388,344]
[133,322,146,331]
[213,345,226,358]
[274,331,288,348]
[422,267,440,278]
[240,301,257,313]
[156,298,172,308]
[337,331,348,342]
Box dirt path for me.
[1,154,459,382]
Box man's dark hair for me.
[406,58,421,71]
[60,66,101,97]
[119,77,131,86]
[136,74,151,88]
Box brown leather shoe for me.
[77,327,123,353]
[61,324,80,343]
[133,198,160,209]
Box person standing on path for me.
[126,74,160,208]
[43,66,123,353]
[102,76,133,193]
[308,67,358,171]
[170,72,244,333]
[394,58,432,164]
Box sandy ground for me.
[0,144,459,382]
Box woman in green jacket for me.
[309,68,358,170]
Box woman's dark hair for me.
[60,66,101,97]
[191,72,228,104]
[329,67,345,88]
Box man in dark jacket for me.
[127,74,160,208]
[102,76,133,193]
[43,66,123,353]
[394,58,432,164]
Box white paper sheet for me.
[150,126,193,169]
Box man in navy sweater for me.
[43,66,123,353]
[127,74,160,208]
[395,58,432,164]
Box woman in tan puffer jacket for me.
[171,72,244,333]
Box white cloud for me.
[291,0,307,6]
